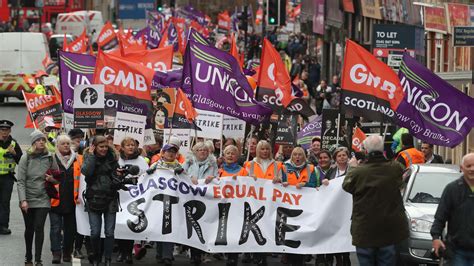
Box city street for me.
[0,0,473,265]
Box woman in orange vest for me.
[243,140,285,266]
[244,140,285,182]
[49,134,82,264]
[218,145,248,179]
[276,147,329,266]
[214,144,248,266]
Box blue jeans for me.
[49,211,76,253]
[451,249,474,266]
[356,245,396,266]
[88,211,116,260]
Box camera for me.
[112,164,140,191]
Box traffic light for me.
[267,0,286,26]
[267,0,279,25]
[238,6,249,31]
[279,0,286,26]
[156,0,163,11]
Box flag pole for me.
[167,89,179,144]
[219,114,224,157]
[245,125,255,162]
[22,90,38,130]
[336,113,341,146]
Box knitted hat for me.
[30,130,46,145]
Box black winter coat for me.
[81,148,120,213]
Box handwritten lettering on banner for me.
[76,171,354,254]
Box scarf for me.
[285,161,307,174]
[222,162,241,174]
[56,149,76,169]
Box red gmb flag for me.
[97,21,117,49]
[108,45,173,72]
[93,51,155,101]
[258,38,294,107]
[176,88,197,122]
[65,28,88,53]
[352,127,367,152]
[342,40,404,111]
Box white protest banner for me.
[194,109,223,140]
[76,171,354,254]
[63,113,75,132]
[164,128,191,155]
[73,84,105,128]
[223,115,246,141]
[113,102,147,148]
[42,76,59,87]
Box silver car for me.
[400,164,460,265]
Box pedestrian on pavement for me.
[49,134,82,264]
[17,130,59,266]
[0,120,22,235]
[116,137,149,263]
[81,136,120,266]
[430,153,474,264]
[420,142,444,164]
[396,133,425,168]
[343,135,408,266]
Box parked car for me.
[0,32,49,101]
[400,164,460,265]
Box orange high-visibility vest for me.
[244,160,283,180]
[51,155,82,207]
[285,164,314,186]
[218,167,248,177]
[398,148,425,168]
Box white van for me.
[55,10,104,42]
[0,32,50,101]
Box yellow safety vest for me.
[0,141,17,175]
[33,84,46,95]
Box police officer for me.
[0,120,23,235]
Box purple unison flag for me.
[297,116,322,149]
[58,51,96,114]
[397,54,474,147]
[188,28,211,46]
[147,10,164,33]
[167,22,179,52]
[152,69,183,90]
[181,41,272,125]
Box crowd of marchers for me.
[0,119,473,266]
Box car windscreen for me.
[408,172,459,204]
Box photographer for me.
[81,136,120,266]
[116,137,149,264]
